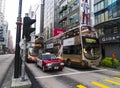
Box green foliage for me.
[101,57,119,68]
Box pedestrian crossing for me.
[76,76,120,88]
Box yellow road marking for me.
[104,78,120,86]
[76,84,87,88]
[92,81,110,88]
[114,77,120,80]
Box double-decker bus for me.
[46,25,101,67]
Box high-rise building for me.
[44,0,57,40]
[0,0,9,53]
[94,0,120,59]
[0,0,6,26]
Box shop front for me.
[99,33,120,60]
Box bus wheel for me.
[81,60,88,67]
[66,60,71,67]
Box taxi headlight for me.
[60,63,64,65]
[46,63,52,66]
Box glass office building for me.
[94,0,120,60]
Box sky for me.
[5,0,40,48]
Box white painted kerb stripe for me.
[35,69,107,79]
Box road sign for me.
[19,39,25,50]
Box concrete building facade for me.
[94,0,120,60]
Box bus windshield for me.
[29,48,38,56]
[82,37,100,60]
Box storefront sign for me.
[46,43,53,49]
[99,34,120,43]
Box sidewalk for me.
[11,73,31,88]
[98,65,120,72]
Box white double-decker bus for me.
[48,25,102,68]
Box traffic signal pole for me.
[14,0,23,78]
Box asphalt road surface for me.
[26,63,120,88]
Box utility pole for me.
[14,0,23,78]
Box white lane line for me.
[64,67,80,72]
[35,69,107,79]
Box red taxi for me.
[36,53,64,71]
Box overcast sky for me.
[5,0,40,47]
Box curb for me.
[11,74,31,88]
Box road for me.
[26,63,120,88]
[0,54,14,88]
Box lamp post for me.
[14,0,23,78]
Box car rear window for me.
[42,54,56,60]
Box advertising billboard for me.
[53,28,66,37]
[80,0,90,25]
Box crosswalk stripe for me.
[104,78,120,86]
[76,84,87,88]
[92,81,110,88]
[114,77,120,80]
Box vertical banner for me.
[80,0,90,25]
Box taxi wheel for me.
[36,62,39,67]
[42,66,46,72]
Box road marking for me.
[114,77,120,80]
[92,81,110,88]
[35,69,107,79]
[104,78,120,86]
[76,84,87,88]
[64,67,79,72]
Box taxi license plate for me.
[54,66,59,69]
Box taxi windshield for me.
[42,54,57,60]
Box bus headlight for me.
[60,63,64,65]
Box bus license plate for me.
[54,66,59,69]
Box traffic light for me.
[22,16,36,41]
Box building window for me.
[112,7,117,18]
[94,5,97,12]
[104,11,108,21]
[97,3,101,11]
[100,1,104,10]
[101,13,105,22]
[98,14,101,24]
[108,10,112,20]
[104,0,108,8]
[108,0,112,6]
[117,5,120,17]
[95,16,98,25]
[68,12,79,24]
